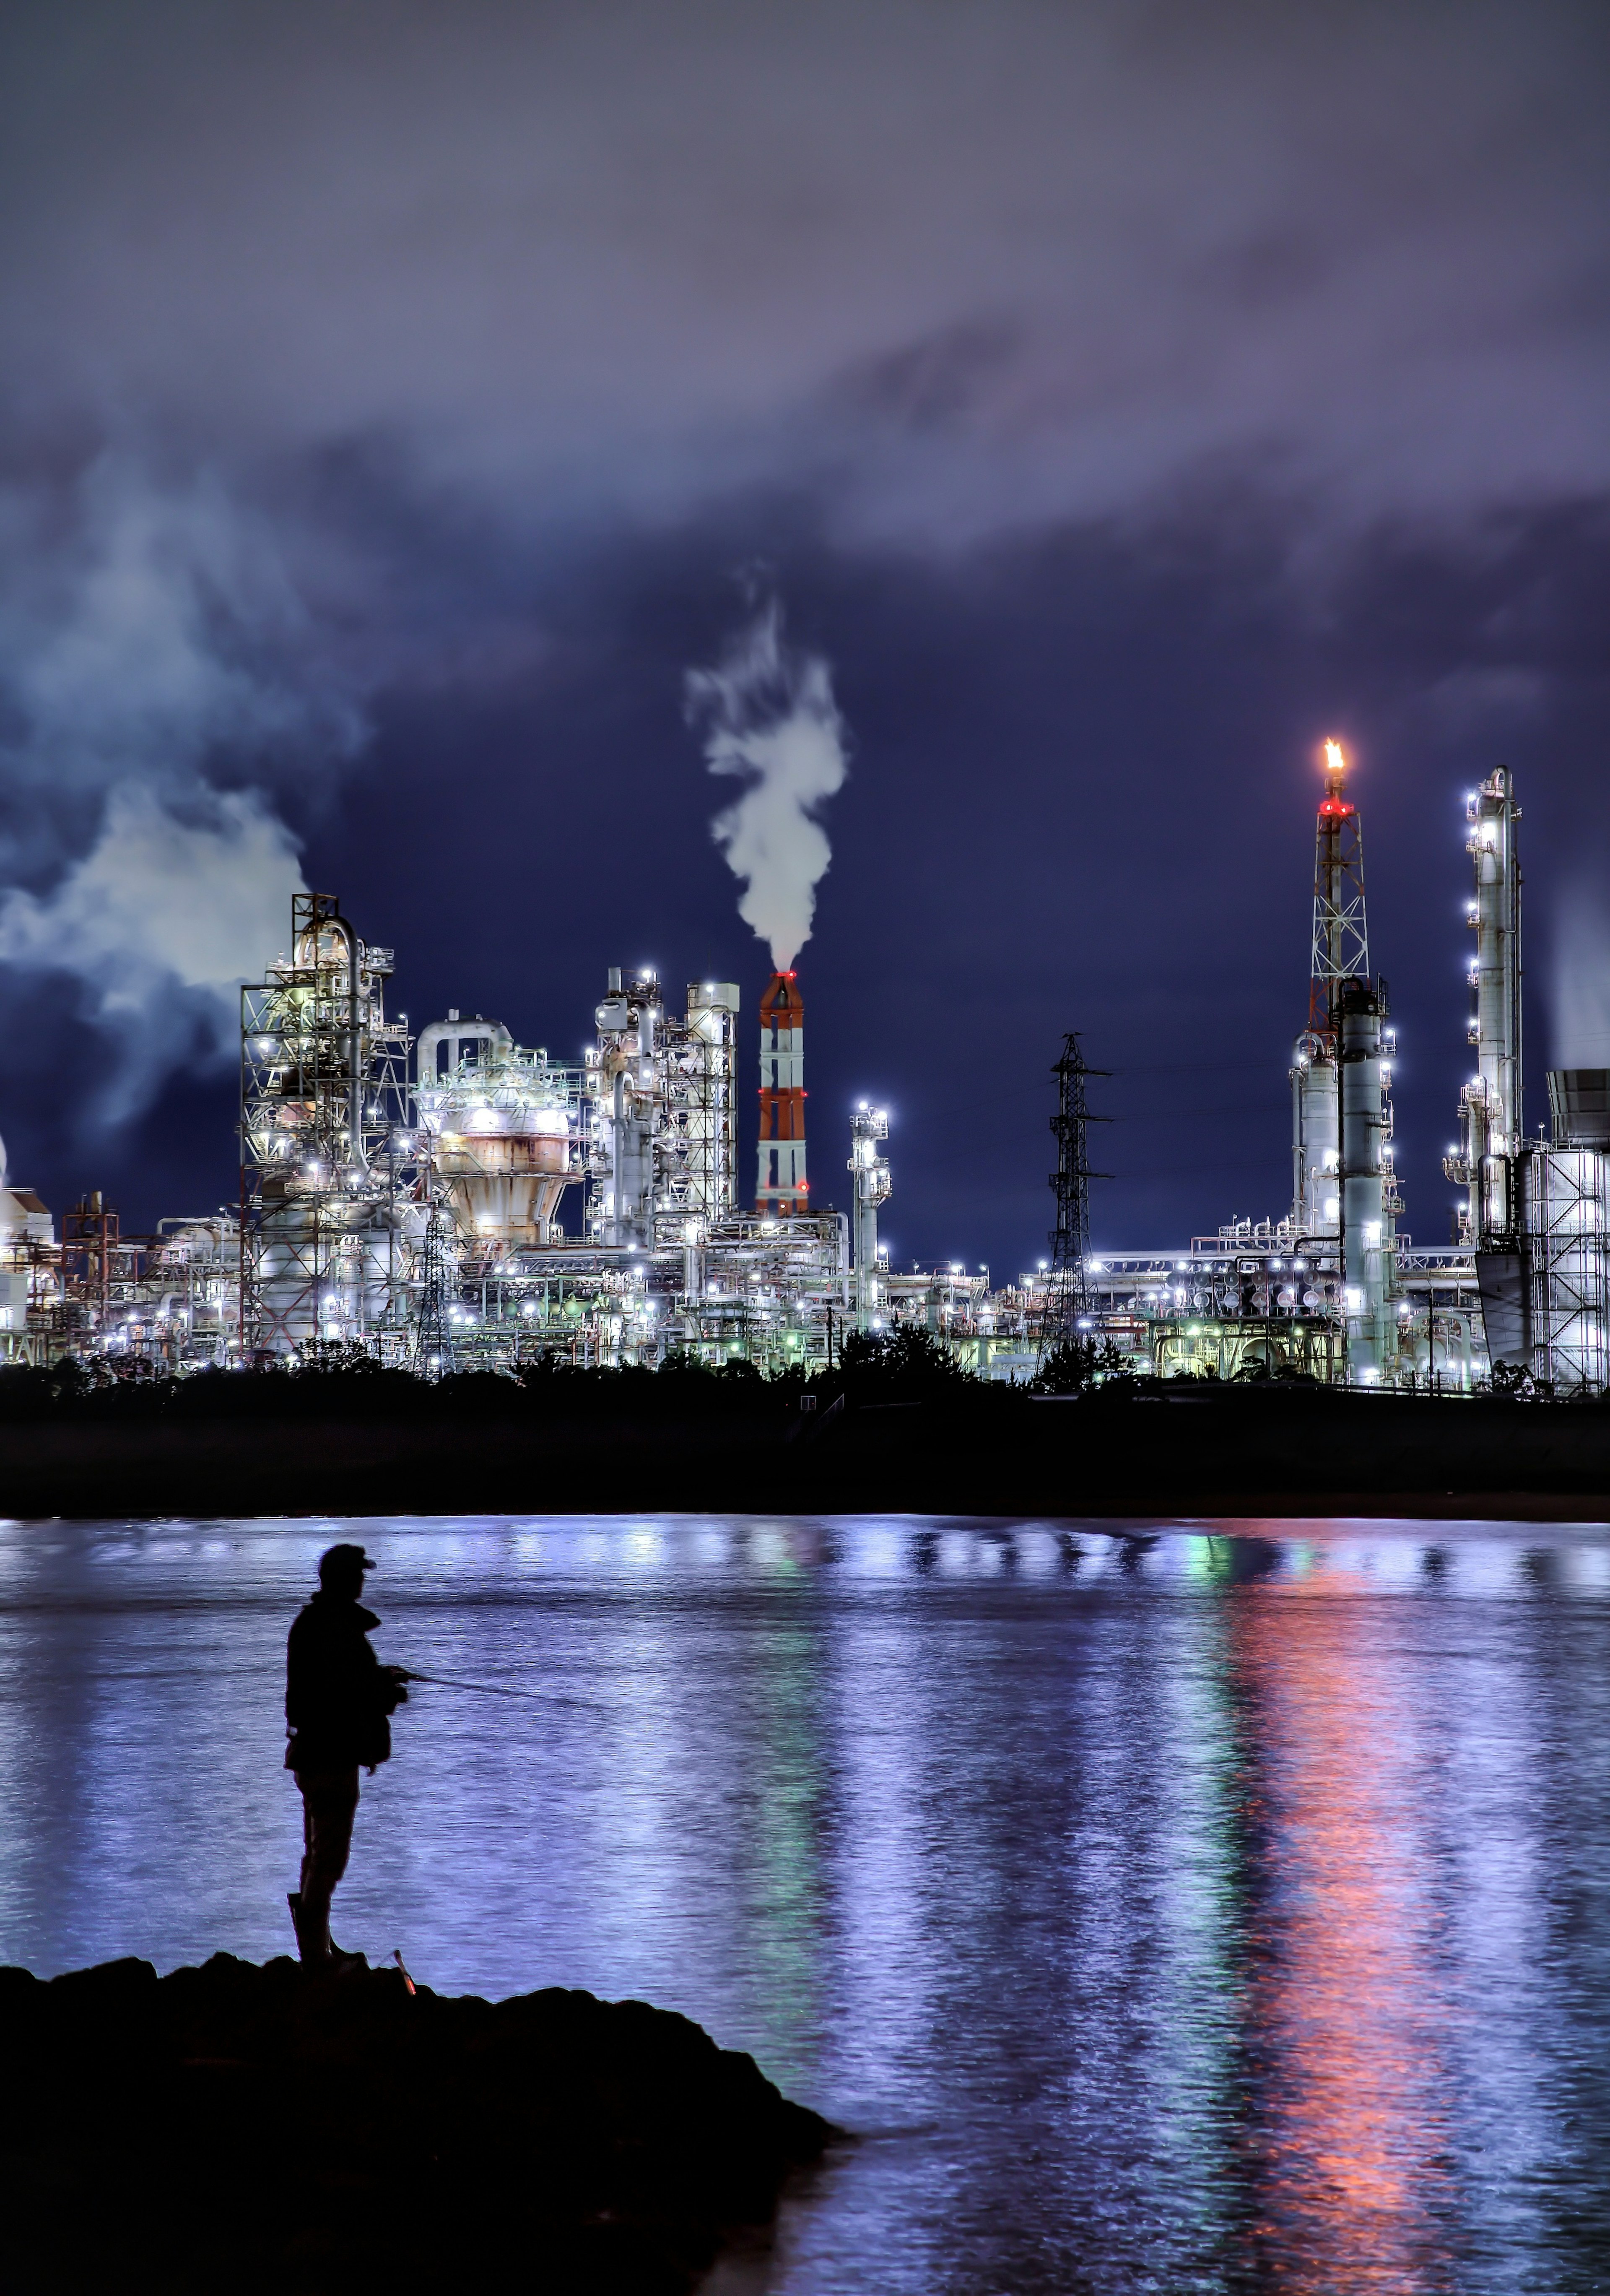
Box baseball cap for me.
[318,1542,377,1586]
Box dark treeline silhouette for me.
[0,1325,1042,1425]
[0,1326,1585,1428]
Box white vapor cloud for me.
[0,784,306,1126]
[687,599,848,973]
[0,453,365,1123]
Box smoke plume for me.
[686,598,848,972]
[0,454,363,1126]
[0,785,306,1126]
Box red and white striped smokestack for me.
[757,970,808,1212]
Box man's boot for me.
[291,1887,363,1969]
[289,1889,331,1966]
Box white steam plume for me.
[1551,882,1610,1070]
[686,599,848,972]
[0,785,307,1127]
[0,454,362,1125]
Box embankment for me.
[3,1383,1610,1516]
[0,1953,832,2293]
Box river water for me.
[1,1516,1606,2292]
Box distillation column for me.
[1452,767,1523,1245]
[757,970,808,1212]
[1291,1040,1340,1234]
[1339,978,1392,1379]
[849,1104,891,1329]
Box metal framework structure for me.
[1523,1148,1607,1393]
[1292,742,1371,1241]
[585,970,740,1249]
[1310,741,1369,1018]
[61,1193,119,1349]
[240,892,418,1358]
[1039,1033,1109,1360]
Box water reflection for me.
[1227,1585,1456,2288]
[0,1516,1607,2291]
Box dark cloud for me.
[3,0,1606,527]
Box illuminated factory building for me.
[1,749,1604,1391]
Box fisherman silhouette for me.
[284,1543,409,1967]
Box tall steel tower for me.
[1287,742,1401,1381]
[848,1103,891,1331]
[1290,741,1367,1237]
[1039,1033,1109,1360]
[1446,765,1523,1246]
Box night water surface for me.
[0,1516,1606,2293]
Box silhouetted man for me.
[285,1543,409,1967]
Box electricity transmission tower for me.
[413,1208,454,1378]
[1038,1032,1110,1363]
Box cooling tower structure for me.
[239,892,417,1356]
[757,970,808,1213]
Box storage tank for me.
[415,1016,580,1247]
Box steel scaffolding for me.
[239,892,418,1358]
[1524,1148,1607,1393]
[1039,1033,1109,1361]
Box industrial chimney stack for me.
[757,970,808,1212]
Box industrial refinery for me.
[0,746,1604,1392]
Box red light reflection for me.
[1229,1586,1456,2288]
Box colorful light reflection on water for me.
[0,1516,1606,2292]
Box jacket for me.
[284,1594,406,1773]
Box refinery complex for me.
[0,746,1605,1393]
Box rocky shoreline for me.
[0,1953,834,2293]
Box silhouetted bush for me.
[0,1329,1017,1428]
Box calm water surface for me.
[1,1515,1607,2293]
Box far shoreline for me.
[5,1385,1610,1521]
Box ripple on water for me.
[0,1514,1606,2293]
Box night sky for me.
[0,2,1606,1280]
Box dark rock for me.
[0,1953,835,2293]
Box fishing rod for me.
[400,1670,608,1711]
